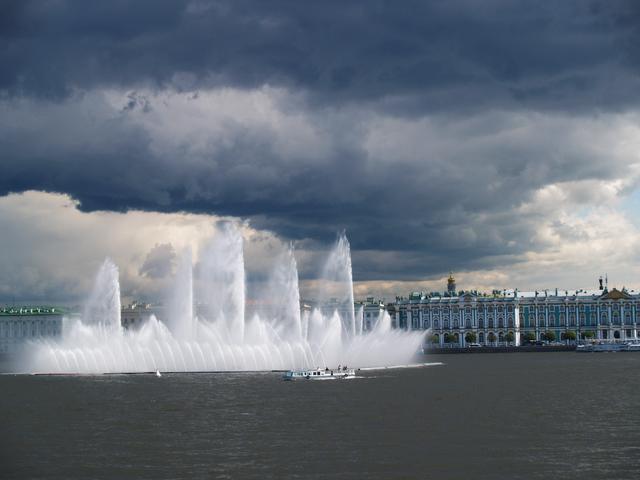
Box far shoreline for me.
[423,345,576,354]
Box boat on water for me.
[283,366,356,380]
[577,341,640,352]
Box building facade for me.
[358,297,387,331]
[390,276,640,347]
[0,306,64,353]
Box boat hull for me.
[283,368,356,380]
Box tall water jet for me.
[319,232,356,338]
[198,222,245,343]
[254,244,302,342]
[83,258,122,332]
[167,247,194,339]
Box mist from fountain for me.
[82,258,121,333]
[21,228,426,374]
[167,247,194,339]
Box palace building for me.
[0,306,64,354]
[389,275,640,347]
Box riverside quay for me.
[389,274,640,347]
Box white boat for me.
[577,343,623,352]
[283,367,356,380]
[623,342,640,351]
[577,342,640,352]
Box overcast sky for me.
[2,0,640,303]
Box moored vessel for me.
[577,341,640,352]
[283,366,356,380]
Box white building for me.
[0,306,64,353]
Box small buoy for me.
[156,370,162,377]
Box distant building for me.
[358,297,386,331]
[121,301,159,330]
[391,277,640,347]
[0,306,64,353]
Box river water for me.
[2,352,639,479]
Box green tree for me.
[426,333,439,344]
[542,331,556,342]
[444,332,456,343]
[561,330,577,342]
[464,331,477,343]
[582,330,595,339]
[504,331,515,344]
[522,332,536,344]
[487,332,497,344]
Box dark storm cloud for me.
[2,0,640,111]
[2,0,640,285]
[0,90,635,281]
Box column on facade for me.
[544,305,549,331]
[514,304,520,346]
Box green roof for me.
[0,306,68,316]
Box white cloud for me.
[0,191,219,303]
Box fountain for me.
[20,229,426,374]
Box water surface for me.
[2,352,639,479]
